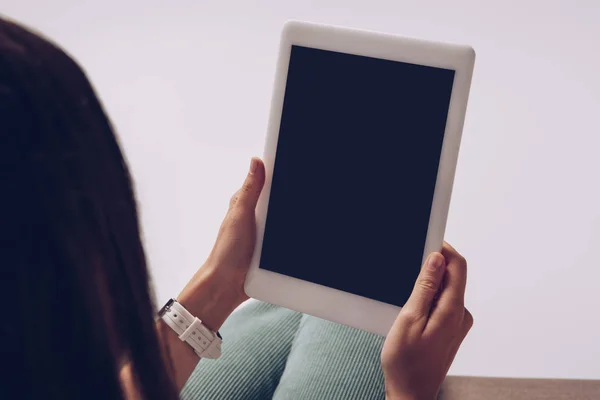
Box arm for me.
[158,266,243,390]
[121,158,265,397]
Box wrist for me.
[385,391,433,400]
[384,385,426,400]
[177,265,245,332]
[385,394,423,400]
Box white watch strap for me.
[159,299,222,359]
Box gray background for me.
[3,0,599,380]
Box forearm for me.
[121,265,243,397]
[161,264,242,390]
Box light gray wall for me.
[3,0,599,380]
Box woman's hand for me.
[381,243,473,400]
[177,157,266,331]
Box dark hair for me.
[0,18,177,399]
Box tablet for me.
[245,21,475,336]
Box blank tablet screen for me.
[259,45,455,307]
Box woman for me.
[0,17,472,400]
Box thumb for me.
[236,157,266,211]
[401,252,446,325]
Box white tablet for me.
[245,21,475,336]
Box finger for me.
[427,243,468,328]
[235,158,265,211]
[437,243,467,310]
[399,252,446,331]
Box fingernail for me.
[249,158,258,174]
[428,253,445,271]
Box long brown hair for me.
[0,17,177,399]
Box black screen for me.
[259,45,455,307]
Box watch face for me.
[158,298,175,317]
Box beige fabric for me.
[440,376,600,400]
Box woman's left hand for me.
[177,157,266,331]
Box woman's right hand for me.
[381,243,473,400]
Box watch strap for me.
[159,299,222,359]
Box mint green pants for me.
[181,300,386,399]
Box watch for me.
[158,298,222,359]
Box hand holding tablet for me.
[245,21,475,335]
[382,243,473,399]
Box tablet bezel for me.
[244,20,475,336]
